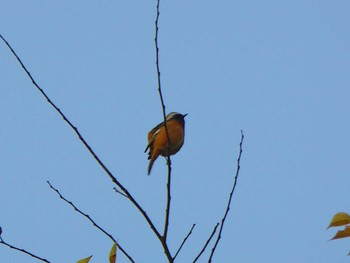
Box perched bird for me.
[145,112,187,175]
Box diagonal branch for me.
[0,34,128,201]
[0,33,166,261]
[0,236,50,263]
[192,223,219,263]
[47,181,134,262]
[173,223,196,260]
[208,130,244,262]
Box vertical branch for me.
[154,0,172,249]
[163,161,172,241]
[154,0,168,126]
[208,130,244,262]
[154,0,174,261]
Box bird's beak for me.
[183,113,188,118]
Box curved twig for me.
[208,130,244,262]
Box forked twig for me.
[47,181,134,262]
[113,187,129,199]
[208,130,244,262]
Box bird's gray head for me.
[166,112,188,121]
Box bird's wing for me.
[144,124,162,153]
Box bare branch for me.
[154,0,170,149]
[173,224,196,260]
[154,0,173,261]
[0,33,166,260]
[0,34,128,201]
[1,0,184,257]
[163,158,172,243]
[154,0,168,127]
[208,130,245,262]
[0,235,50,263]
[193,223,220,263]
[47,181,134,262]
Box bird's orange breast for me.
[149,119,185,157]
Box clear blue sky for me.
[1,1,350,262]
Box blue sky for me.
[1,1,350,262]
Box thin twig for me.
[208,130,245,262]
[113,187,129,199]
[173,224,196,260]
[192,223,220,263]
[154,0,170,148]
[0,238,50,262]
[163,159,172,243]
[47,181,134,263]
[0,33,166,261]
[154,0,168,130]
[154,0,173,261]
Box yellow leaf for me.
[328,212,350,228]
[109,243,117,263]
[77,255,93,263]
[331,226,350,240]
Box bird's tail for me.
[148,158,155,175]
[148,154,159,175]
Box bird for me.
[144,112,187,175]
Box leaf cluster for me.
[328,212,350,255]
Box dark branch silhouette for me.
[113,187,129,199]
[154,0,168,134]
[47,181,134,262]
[0,33,167,262]
[208,130,244,262]
[174,224,196,260]
[0,0,245,259]
[193,223,220,263]
[0,234,50,263]
[154,0,174,261]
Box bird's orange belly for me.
[155,123,184,157]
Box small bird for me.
[145,112,187,175]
